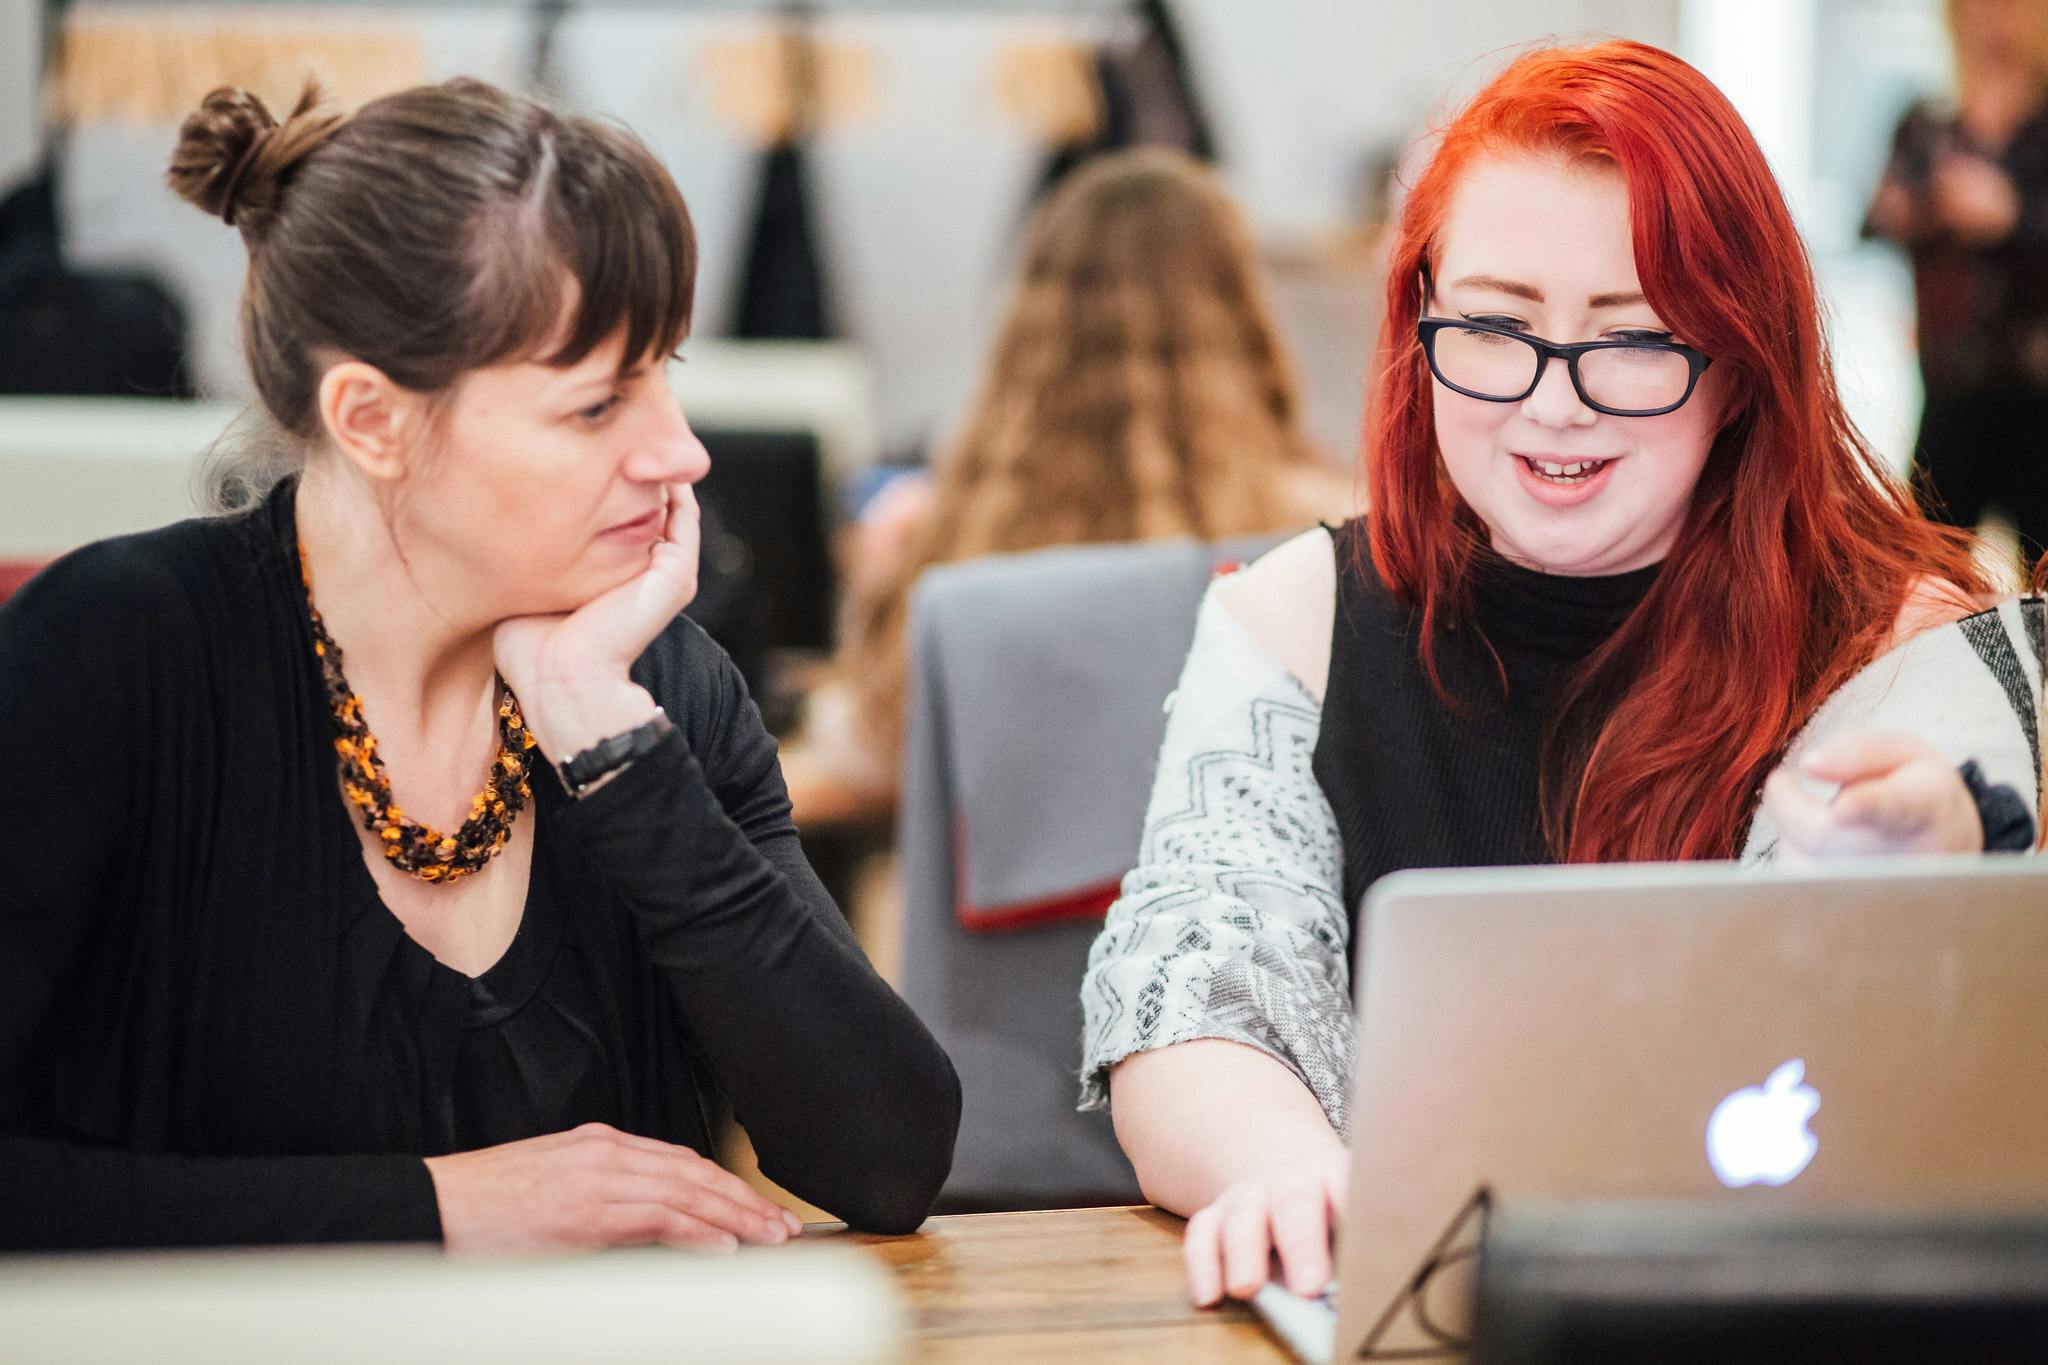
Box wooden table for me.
[817,1206,1291,1363]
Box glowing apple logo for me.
[1706,1060,1819,1189]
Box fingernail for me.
[783,1211,804,1235]
[716,1234,738,1253]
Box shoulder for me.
[1,514,259,658]
[1887,574,1984,650]
[1811,595,2042,746]
[1214,526,1337,702]
[0,516,269,760]
[1863,586,2038,692]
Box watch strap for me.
[560,709,674,796]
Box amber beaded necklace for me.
[300,544,536,884]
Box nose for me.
[628,386,712,485]
[1519,353,1598,429]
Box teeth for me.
[1527,457,1604,482]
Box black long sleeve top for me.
[0,482,959,1249]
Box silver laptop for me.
[1252,856,2048,1362]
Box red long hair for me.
[1365,40,1989,862]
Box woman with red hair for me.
[1081,39,2043,1306]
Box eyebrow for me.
[1448,274,1648,309]
[557,358,647,398]
[557,371,617,400]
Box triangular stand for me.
[1350,1185,1493,1361]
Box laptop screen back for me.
[1331,857,2048,1361]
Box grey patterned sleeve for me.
[1740,597,2046,865]
[1078,589,1356,1133]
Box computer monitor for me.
[694,426,838,656]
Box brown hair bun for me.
[166,83,344,238]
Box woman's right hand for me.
[424,1122,805,1254]
[1182,1148,1349,1308]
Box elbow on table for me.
[831,1066,963,1235]
[832,1178,942,1236]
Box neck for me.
[294,461,500,733]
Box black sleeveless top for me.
[1311,520,1658,922]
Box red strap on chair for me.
[951,818,1124,932]
[0,561,46,606]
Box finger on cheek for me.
[662,483,686,543]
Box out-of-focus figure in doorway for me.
[1866,0,2048,553]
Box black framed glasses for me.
[1416,317,1713,418]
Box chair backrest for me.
[897,532,1289,1209]
[0,396,233,558]
[0,396,236,607]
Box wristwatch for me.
[559,709,675,797]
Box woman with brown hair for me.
[790,148,1350,820]
[0,79,958,1250]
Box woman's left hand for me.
[1762,729,1982,860]
[494,483,701,761]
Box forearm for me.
[0,1135,440,1251]
[1109,1040,1343,1217]
[560,732,958,1232]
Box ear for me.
[316,361,423,484]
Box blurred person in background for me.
[785,148,1353,827]
[1866,0,2048,553]
[0,77,958,1252]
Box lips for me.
[604,507,664,538]
[1510,451,1621,508]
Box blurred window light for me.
[1681,0,1955,472]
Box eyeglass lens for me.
[1431,325,1691,413]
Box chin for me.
[505,565,631,619]
[1493,520,1633,575]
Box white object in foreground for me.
[0,1242,902,1365]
